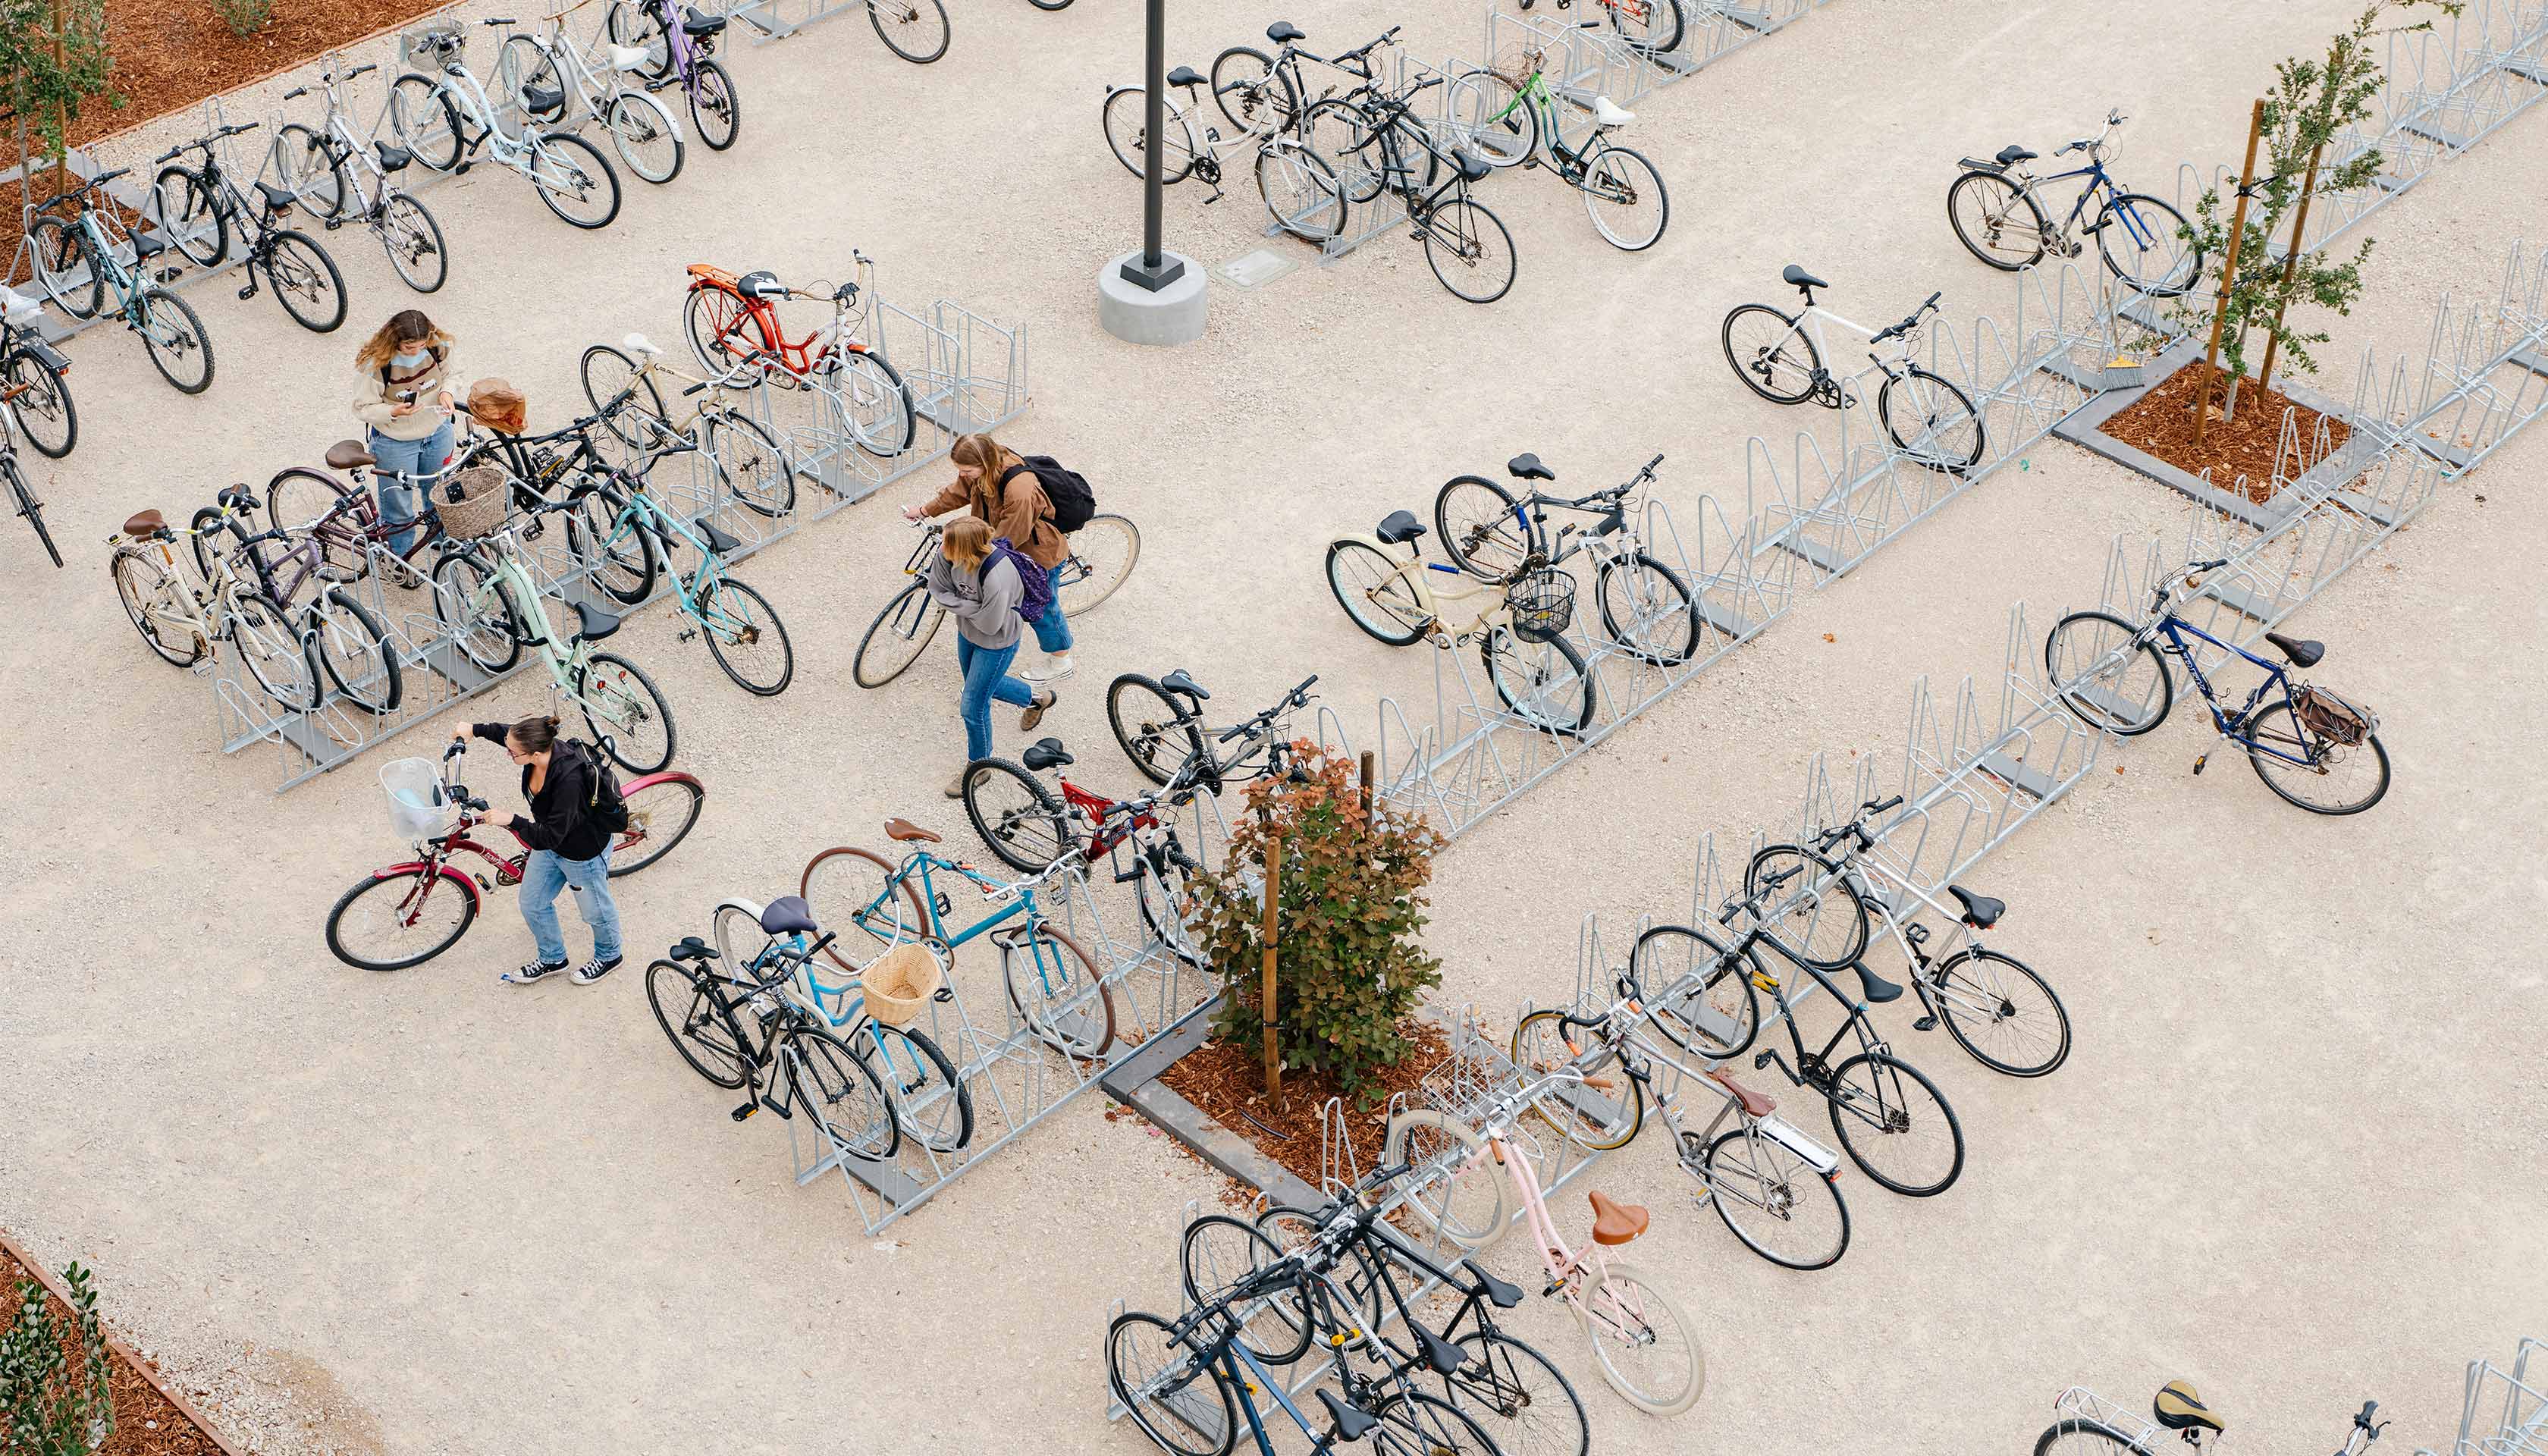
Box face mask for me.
[391,347,432,372]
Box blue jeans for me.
[1031,563,1074,654]
[519,846,620,965]
[369,422,454,557]
[957,635,1035,761]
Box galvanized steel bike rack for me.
[2418,1339,2548,1456]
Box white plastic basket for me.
[381,758,453,839]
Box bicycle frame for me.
[597,472,756,640]
[1764,303,1909,403]
[684,265,882,380]
[714,903,947,1112]
[1605,1006,1842,1197]
[1335,535,1514,642]
[2143,613,2311,764]
[466,525,623,714]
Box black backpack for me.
[576,739,631,833]
[1004,455,1096,534]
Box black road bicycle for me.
[1313,74,1517,303]
[151,120,349,333]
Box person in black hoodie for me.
[453,714,623,986]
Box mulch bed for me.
[2103,359,2352,505]
[1159,1018,1454,1195]
[0,1237,236,1456]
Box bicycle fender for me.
[620,767,704,795]
[378,861,482,911]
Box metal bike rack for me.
[2418,1338,2548,1456]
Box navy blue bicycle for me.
[1947,109,2202,298]
[2045,558,2390,814]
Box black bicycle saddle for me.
[1375,510,1426,545]
[1021,737,1074,772]
[1266,19,1305,42]
[758,896,818,936]
[1782,263,1828,290]
[1506,452,1555,481]
[1159,669,1209,700]
[1454,148,1493,182]
[1167,64,1206,86]
[1850,962,1905,1004]
[1994,144,2037,168]
[736,268,786,300]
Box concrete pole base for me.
[1096,249,1209,346]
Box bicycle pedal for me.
[730,1102,755,1122]
[454,162,472,176]
[1913,1015,1938,1032]
[2192,753,2208,775]
[1751,1050,1772,1070]
[323,218,344,231]
[676,628,697,642]
[157,268,184,283]
[236,285,255,301]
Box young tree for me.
[0,0,117,170]
[2,1261,115,1455]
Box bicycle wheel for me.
[325,866,478,970]
[232,592,321,711]
[1594,551,1698,664]
[1003,922,1115,1059]
[1511,1007,1640,1152]
[1101,86,1197,183]
[1381,1109,1507,1250]
[690,61,741,150]
[1106,673,1203,785]
[1325,539,1427,646]
[610,774,704,876]
[2044,609,2172,734]
[781,1023,899,1161]
[6,461,57,567]
[2096,191,2201,298]
[112,550,200,665]
[700,577,795,696]
[1300,98,1385,203]
[27,218,100,320]
[138,288,215,395]
[820,350,915,458]
[1210,45,1298,134]
[703,412,795,516]
[388,76,463,171]
[1574,1262,1703,1416]
[1609,0,1684,52]
[1256,140,1345,243]
[577,651,675,773]
[1633,922,1760,1057]
[851,580,945,689]
[1931,946,2071,1077]
[1422,199,1517,304]
[1827,1051,1964,1197]
[1444,68,1537,168]
[1106,1310,1235,1456]
[606,1,673,77]
[684,284,761,373]
[579,344,669,448]
[1581,143,1668,251]
[1947,171,2050,271]
[800,845,929,968]
[273,124,347,220]
[1480,625,1592,736]
[644,958,753,1087]
[1878,365,1985,474]
[858,1021,973,1153]
[151,166,227,266]
[1057,513,1138,615]
[2242,694,2391,814]
[1741,843,1870,971]
[1371,1389,1505,1456]
[1132,850,1205,969]
[1699,1126,1850,1270]
[531,133,622,229]
[604,92,684,185]
[263,229,348,333]
[1179,1215,1313,1366]
[430,550,522,673]
[868,0,949,61]
[1254,1206,1384,1338]
[2035,1417,2151,1455]
[1447,1330,1586,1456]
[1434,474,1533,579]
[1721,303,1821,403]
[375,193,449,293]
[307,587,403,712]
[579,493,659,604]
[500,36,566,123]
[962,758,1070,873]
[4,345,77,459]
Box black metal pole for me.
[1120,0,1185,291]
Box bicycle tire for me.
[1574,1261,1704,1416]
[1422,198,1517,304]
[1255,140,1346,243]
[1826,1050,1964,1197]
[264,228,348,333]
[1511,1007,1642,1152]
[1721,302,1820,403]
[1444,67,1537,168]
[1610,0,1684,53]
[1380,1108,1507,1250]
[1178,1215,1313,1366]
[858,1020,973,1153]
[1594,551,1699,664]
[2034,1417,2153,1454]
[606,0,673,79]
[273,124,347,220]
[690,61,741,150]
[2096,191,2201,299]
[604,91,684,185]
[1946,171,2050,271]
[152,165,228,266]
[1580,143,1668,252]
[308,586,403,712]
[388,75,463,171]
[867,0,949,62]
[1326,538,1427,646]
[1254,1205,1385,1338]
[375,192,449,293]
[961,757,1070,872]
[233,592,322,711]
[1301,97,1386,204]
[780,1021,900,1162]
[822,349,916,458]
[1448,1329,1589,1456]
[111,549,200,666]
[27,218,100,320]
[580,344,670,448]
[2044,608,2172,734]
[3,344,78,458]
[1741,843,1871,971]
[1106,672,1203,786]
[2241,692,2391,814]
[1106,1310,1236,1456]
[1877,364,1985,474]
[698,576,793,696]
[1101,86,1196,184]
[851,579,945,689]
[1698,1125,1850,1270]
[1930,946,2072,1077]
[577,650,676,773]
[6,459,60,568]
[187,504,232,585]
[581,491,660,604]
[138,287,215,395]
[644,957,753,1087]
[1633,921,1761,1058]
[1058,513,1138,616]
[703,411,795,516]
[1131,850,1204,970]
[1002,922,1115,1060]
[1367,1389,1505,1456]
[610,774,704,876]
[1209,45,1297,134]
[1434,473,1533,579]
[499,36,565,124]
[684,281,764,374]
[1480,625,1591,736]
[799,844,930,970]
[431,549,522,673]
[326,866,479,971]
[531,132,621,229]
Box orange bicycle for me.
[680,253,915,458]
[1515,0,1683,53]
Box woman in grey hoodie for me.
[924,517,1057,795]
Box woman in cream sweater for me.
[351,309,461,557]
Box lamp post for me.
[1096,0,1207,344]
[1121,0,1183,291]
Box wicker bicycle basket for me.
[435,465,511,541]
[860,943,944,1028]
[1507,570,1576,645]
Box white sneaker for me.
[1020,653,1075,684]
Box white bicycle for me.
[389,18,623,228]
[497,1,686,185]
[1720,268,1987,475]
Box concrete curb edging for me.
[0,1228,253,1456]
[1097,992,1324,1212]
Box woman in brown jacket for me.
[903,431,1075,682]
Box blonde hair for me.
[943,516,993,570]
[356,309,453,375]
[948,433,1021,506]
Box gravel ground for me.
[1,2,2542,1453]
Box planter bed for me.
[0,1229,242,1456]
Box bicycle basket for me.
[436,465,510,541]
[1506,570,1575,645]
[2292,685,2373,746]
[381,757,453,839]
[859,942,944,1028]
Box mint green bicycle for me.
[1445,48,1668,251]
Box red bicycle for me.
[679,252,915,458]
[325,737,704,970]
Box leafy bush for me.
[210,0,268,36]
[0,0,120,158]
[1189,744,1445,1103]
[2,1260,115,1455]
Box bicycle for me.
[0,340,67,565]
[799,827,1116,1059]
[1948,109,2201,298]
[0,287,76,460]
[577,331,798,514]
[1722,269,1985,473]
[854,0,948,64]
[147,118,348,333]
[1514,0,1686,55]
[198,487,408,713]
[849,511,1142,688]
[1445,46,1668,250]
[262,402,571,589]
[272,58,453,293]
[601,0,742,149]
[1749,792,2073,1078]
[705,893,972,1152]
[1318,75,1516,303]
[326,735,704,969]
[27,168,216,394]
[1205,21,1398,140]
[640,907,900,1163]
[2034,1384,2387,1456]
[2044,558,2390,814]
[389,20,623,229]
[680,256,915,457]
[1428,449,1701,663]
[497,1,687,185]
[1098,52,1345,240]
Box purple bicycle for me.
[604,0,741,150]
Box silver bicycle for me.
[388,18,623,229]
[272,57,452,292]
[497,0,686,185]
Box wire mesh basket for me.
[435,465,510,540]
[1505,570,1575,645]
[380,757,453,839]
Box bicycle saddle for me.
[1375,509,1426,545]
[1947,884,2003,928]
[884,817,941,843]
[682,5,726,33]
[1021,737,1074,772]
[1781,263,1828,291]
[325,439,377,470]
[669,934,715,962]
[736,268,786,300]
[521,83,565,118]
[374,143,413,171]
[697,517,744,557]
[1506,452,1555,481]
[1157,668,1208,700]
[1410,1320,1464,1376]
[1266,20,1305,42]
[1587,1191,1649,1246]
[256,180,297,212]
[570,601,622,642]
[2263,630,2324,668]
[217,484,259,511]
[1591,96,1634,127]
[1460,1257,1523,1309]
[1850,962,1905,1004]
[1453,147,1493,182]
[1704,1066,1776,1117]
[122,509,167,538]
[606,43,653,72]
[758,895,819,937]
[1315,1392,1377,1443]
[2154,1382,2225,1435]
[1166,64,1206,86]
[1994,144,2038,168]
[130,230,171,261]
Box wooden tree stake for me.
[1260,830,1281,1100]
[1357,750,1375,821]
[2257,139,2326,394]
[2193,98,2269,449]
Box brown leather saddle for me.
[884,817,940,843]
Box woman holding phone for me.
[350,309,462,560]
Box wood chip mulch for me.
[1158,1018,1455,1195]
[2103,360,2352,504]
[1,1243,231,1456]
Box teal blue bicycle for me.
[29,167,217,393]
[799,824,1118,1061]
[566,442,796,695]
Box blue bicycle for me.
[2044,558,2390,814]
[1947,109,2201,298]
[799,825,1118,1059]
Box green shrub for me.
[2,1260,115,1455]
[211,0,270,37]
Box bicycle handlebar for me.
[1216,675,1320,742]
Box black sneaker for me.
[503,959,568,986]
[571,954,624,986]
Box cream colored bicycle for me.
[576,330,799,516]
